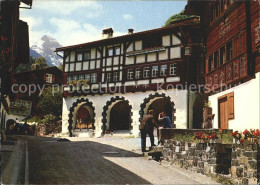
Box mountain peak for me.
[30,35,63,67]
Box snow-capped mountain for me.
[30,35,63,66]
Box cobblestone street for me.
[19,136,219,184]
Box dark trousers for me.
[140,129,155,152]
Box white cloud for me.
[123,14,133,20]
[20,16,42,29]
[33,1,102,16]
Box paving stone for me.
[236,167,244,177]
[231,159,240,166]
[248,160,257,170]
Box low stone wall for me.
[162,139,259,184]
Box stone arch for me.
[68,98,95,137]
[102,96,133,133]
[139,93,176,126]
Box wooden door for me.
[218,97,229,129]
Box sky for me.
[20,0,187,47]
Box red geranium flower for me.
[243,129,248,135]
[240,139,244,144]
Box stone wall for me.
[162,139,259,184]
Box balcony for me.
[205,53,248,93]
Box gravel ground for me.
[21,135,219,184]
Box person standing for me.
[158,112,172,128]
[139,110,158,153]
[158,112,173,145]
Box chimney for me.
[102,28,114,39]
[128,28,134,34]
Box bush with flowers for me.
[230,129,259,144]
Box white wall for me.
[209,72,260,131]
[62,88,189,137]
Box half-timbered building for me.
[56,17,203,137]
[185,0,260,130]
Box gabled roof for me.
[55,17,200,52]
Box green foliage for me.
[15,62,33,73]
[34,57,48,69]
[163,10,199,27]
[42,114,59,124]
[15,57,49,73]
[58,64,63,71]
[27,116,42,124]
[39,86,62,117]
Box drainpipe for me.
[186,53,190,129]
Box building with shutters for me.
[0,0,32,134]
[185,0,260,130]
[7,66,63,122]
[56,17,205,137]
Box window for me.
[79,74,84,80]
[91,73,97,83]
[77,53,83,61]
[113,72,119,82]
[160,65,167,76]
[67,76,72,83]
[65,64,69,72]
[214,50,219,68]
[170,64,177,75]
[108,48,113,56]
[46,74,52,83]
[106,73,112,82]
[84,51,91,60]
[220,46,226,65]
[226,41,233,61]
[152,66,159,77]
[85,74,90,81]
[73,75,78,81]
[208,55,213,72]
[127,69,134,80]
[143,67,150,78]
[135,68,142,79]
[69,63,75,72]
[115,46,120,55]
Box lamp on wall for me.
[185,47,192,56]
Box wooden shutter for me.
[227,92,234,119]
[44,74,47,81]
[52,75,55,83]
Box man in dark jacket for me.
[139,110,158,152]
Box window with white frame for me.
[108,48,113,56]
[115,46,120,55]
[85,74,90,81]
[46,74,53,83]
[84,51,91,60]
[106,73,112,82]
[113,71,119,82]
[79,74,84,80]
[160,65,167,76]
[143,67,150,78]
[127,69,134,80]
[67,76,72,83]
[91,73,97,83]
[77,53,83,61]
[73,75,78,81]
[152,66,159,77]
[135,68,142,79]
[170,64,177,75]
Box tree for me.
[58,64,63,71]
[39,86,62,117]
[33,57,48,69]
